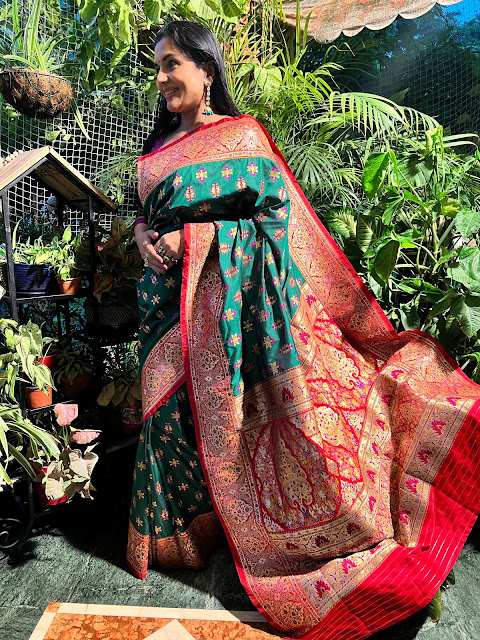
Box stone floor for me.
[0,445,479,640]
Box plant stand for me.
[0,147,116,560]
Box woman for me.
[128,20,480,640]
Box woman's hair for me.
[142,21,241,155]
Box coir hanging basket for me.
[0,67,73,119]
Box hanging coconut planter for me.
[0,67,73,119]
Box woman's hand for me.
[154,230,185,274]
[135,225,184,275]
[135,226,164,275]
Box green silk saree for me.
[127,115,480,640]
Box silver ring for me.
[170,257,179,266]
[157,246,166,257]
[163,255,172,264]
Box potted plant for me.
[0,0,73,119]
[30,403,100,504]
[0,225,59,297]
[54,338,94,400]
[49,227,84,295]
[75,217,142,336]
[97,369,142,435]
[0,402,60,489]
[0,319,56,409]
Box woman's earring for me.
[202,84,214,116]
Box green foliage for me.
[54,338,94,384]
[324,126,480,379]
[74,0,246,79]
[0,319,55,400]
[75,217,143,309]
[0,0,68,71]
[0,403,60,487]
[49,226,83,280]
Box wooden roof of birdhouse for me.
[0,146,116,214]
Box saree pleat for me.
[128,115,480,639]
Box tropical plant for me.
[0,402,60,487]
[97,341,140,408]
[49,226,83,281]
[324,126,480,379]
[54,338,94,385]
[97,369,141,408]
[75,216,143,310]
[29,403,100,501]
[0,0,68,72]
[74,0,246,78]
[0,319,55,400]
[6,221,59,266]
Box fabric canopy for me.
[283,0,464,42]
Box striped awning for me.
[283,0,464,42]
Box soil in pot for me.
[62,373,92,400]
[25,386,53,409]
[57,277,82,295]
[35,467,68,506]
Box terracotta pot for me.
[35,467,68,506]
[37,354,58,371]
[62,373,92,400]
[57,277,82,295]
[120,401,143,435]
[25,386,53,409]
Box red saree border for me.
[126,512,224,579]
[180,223,286,633]
[302,398,480,640]
[142,322,186,422]
[138,115,248,161]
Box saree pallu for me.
[127,115,480,640]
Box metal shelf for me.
[3,292,88,304]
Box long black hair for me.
[142,21,241,155]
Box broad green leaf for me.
[373,240,400,282]
[399,305,420,330]
[400,279,443,294]
[362,152,390,199]
[78,0,104,23]
[97,381,116,406]
[448,248,480,292]
[450,294,480,338]
[324,210,356,238]
[440,197,461,218]
[455,207,480,238]
[356,216,374,251]
[144,0,174,23]
[428,291,457,318]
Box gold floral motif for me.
[142,323,185,420]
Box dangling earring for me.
[202,84,214,116]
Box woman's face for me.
[154,37,210,117]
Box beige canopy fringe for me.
[283,0,464,42]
